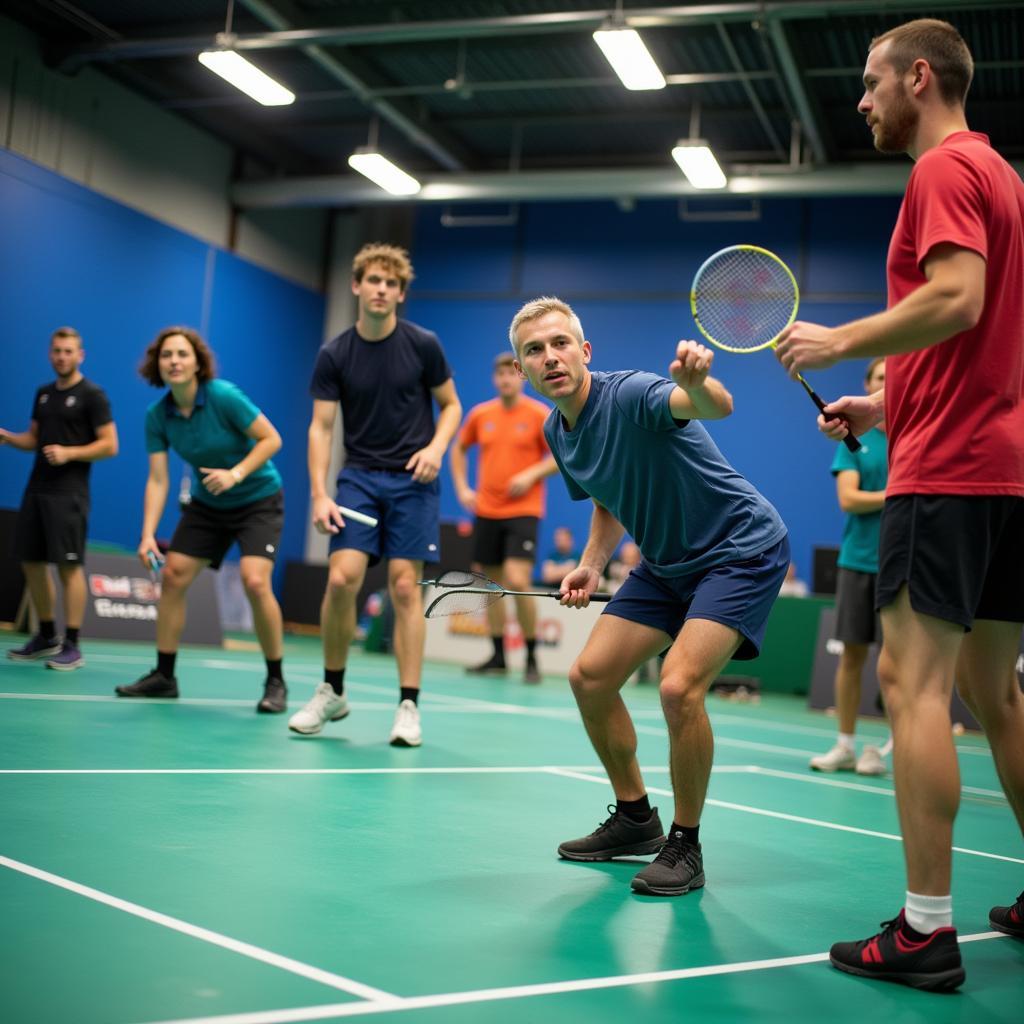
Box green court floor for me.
[1,634,1021,1023]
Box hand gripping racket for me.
[420,570,612,618]
[690,245,860,452]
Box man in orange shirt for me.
[451,352,557,682]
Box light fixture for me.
[592,26,666,91]
[348,149,422,196]
[671,140,728,189]
[198,50,295,106]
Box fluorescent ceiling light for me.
[671,141,728,189]
[198,50,295,106]
[348,150,422,196]
[592,27,666,91]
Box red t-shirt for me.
[885,131,1024,496]
[459,396,551,518]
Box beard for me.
[872,83,918,154]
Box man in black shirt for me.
[1,327,118,669]
[289,243,462,747]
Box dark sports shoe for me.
[558,804,665,862]
[631,829,705,896]
[989,890,1024,937]
[257,677,287,714]
[7,634,62,661]
[523,661,541,684]
[115,669,179,699]
[46,642,85,671]
[830,910,965,992]
[465,655,507,676]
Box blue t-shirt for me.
[831,426,888,573]
[145,379,282,509]
[310,320,451,471]
[544,371,786,577]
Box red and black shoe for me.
[989,890,1024,938]
[830,909,965,992]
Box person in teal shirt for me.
[115,326,288,713]
[810,358,890,775]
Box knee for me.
[876,650,903,715]
[160,564,191,592]
[241,571,271,601]
[504,567,530,592]
[325,568,361,603]
[568,658,610,703]
[659,671,706,717]
[389,573,420,608]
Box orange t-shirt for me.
[459,397,551,519]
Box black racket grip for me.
[800,380,862,453]
[552,592,613,602]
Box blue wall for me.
[405,196,901,583]
[0,148,325,584]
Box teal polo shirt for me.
[145,379,282,509]
[831,426,888,573]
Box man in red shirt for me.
[450,352,557,682]
[776,18,1024,991]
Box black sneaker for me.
[829,910,965,992]
[630,829,705,896]
[257,677,287,714]
[558,805,665,861]
[115,669,179,699]
[465,655,507,676]
[523,661,541,684]
[989,890,1024,938]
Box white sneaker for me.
[288,682,349,735]
[855,744,887,776]
[809,742,856,772]
[389,699,422,747]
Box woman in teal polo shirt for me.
[115,326,288,713]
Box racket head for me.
[424,587,504,618]
[689,245,799,354]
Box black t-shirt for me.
[27,378,113,495]
[309,320,452,471]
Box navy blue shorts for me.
[329,467,440,565]
[604,535,790,660]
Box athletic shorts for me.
[13,490,88,566]
[471,515,539,566]
[329,467,440,565]
[876,495,1024,629]
[170,490,284,570]
[603,535,790,661]
[834,567,879,646]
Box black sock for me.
[400,687,419,705]
[40,620,56,642]
[157,650,177,678]
[669,822,700,846]
[325,668,345,695]
[490,635,505,663]
[525,638,537,663]
[617,795,652,822]
[265,658,284,681]
[65,626,80,646]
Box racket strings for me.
[693,249,796,351]
[424,588,504,619]
[432,570,497,589]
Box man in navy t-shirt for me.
[510,296,789,897]
[289,243,462,748]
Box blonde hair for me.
[352,243,415,290]
[508,296,585,354]
[870,19,973,105]
[51,326,82,347]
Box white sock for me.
[905,891,953,934]
[837,732,855,751]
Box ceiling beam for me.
[766,19,827,164]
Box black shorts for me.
[471,516,539,566]
[876,495,1024,630]
[13,491,88,566]
[834,567,879,645]
[170,490,284,570]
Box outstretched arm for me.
[667,341,733,421]
[0,420,39,452]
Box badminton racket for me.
[420,570,612,619]
[339,505,378,528]
[690,245,860,452]
[145,550,165,583]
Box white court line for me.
[543,768,1024,865]
[0,765,756,776]
[0,855,397,1004]
[132,930,1010,1024]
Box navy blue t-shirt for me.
[544,371,786,577]
[310,320,451,471]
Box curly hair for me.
[139,326,217,387]
[352,242,415,290]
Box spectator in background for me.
[451,351,557,683]
[540,526,581,586]
[2,327,118,671]
[778,562,810,598]
[606,540,642,592]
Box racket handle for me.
[338,505,379,528]
[550,592,613,602]
[798,378,862,453]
